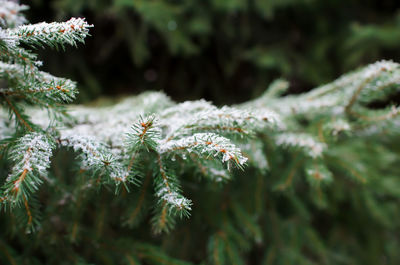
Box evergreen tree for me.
[1,1,400,265]
[28,0,400,103]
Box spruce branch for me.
[58,134,128,183]
[154,155,192,217]
[2,132,55,207]
[125,114,161,152]
[188,153,232,182]
[0,0,28,28]
[323,119,351,137]
[2,4,400,261]
[275,133,326,158]
[162,102,279,140]
[159,133,247,170]
[7,17,93,50]
[2,93,34,132]
[123,173,151,227]
[151,201,176,235]
[0,61,78,104]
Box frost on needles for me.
[1,1,400,256]
[0,1,93,232]
[0,1,278,233]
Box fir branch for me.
[124,173,151,227]
[7,17,93,50]
[159,133,247,170]
[151,201,174,234]
[0,61,78,104]
[163,104,279,140]
[126,114,161,152]
[155,155,192,216]
[323,119,352,137]
[2,132,55,206]
[353,105,400,122]
[0,1,28,28]
[2,94,33,132]
[276,155,304,190]
[22,194,32,226]
[0,35,39,70]
[275,133,326,158]
[191,155,231,182]
[345,74,375,115]
[58,134,128,183]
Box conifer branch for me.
[2,94,33,131]
[22,194,32,226]
[160,133,247,170]
[155,154,192,216]
[126,114,161,152]
[345,76,373,115]
[275,133,326,158]
[124,173,151,226]
[2,2,400,262]
[3,132,55,207]
[58,135,127,183]
[0,1,28,28]
[7,17,93,50]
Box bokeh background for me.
[24,0,400,105]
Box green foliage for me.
[1,1,400,265]
[27,0,400,103]
[0,1,93,234]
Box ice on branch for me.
[0,4,92,140]
[161,100,280,140]
[156,188,192,213]
[0,62,77,103]
[154,156,192,220]
[3,132,55,204]
[240,141,269,172]
[245,61,400,119]
[159,133,247,169]
[0,28,17,47]
[126,114,161,152]
[275,133,326,158]
[7,17,93,50]
[59,134,128,182]
[323,119,351,136]
[0,0,28,28]
[361,60,398,79]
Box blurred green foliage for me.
[26,0,400,103]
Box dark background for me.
[24,0,400,105]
